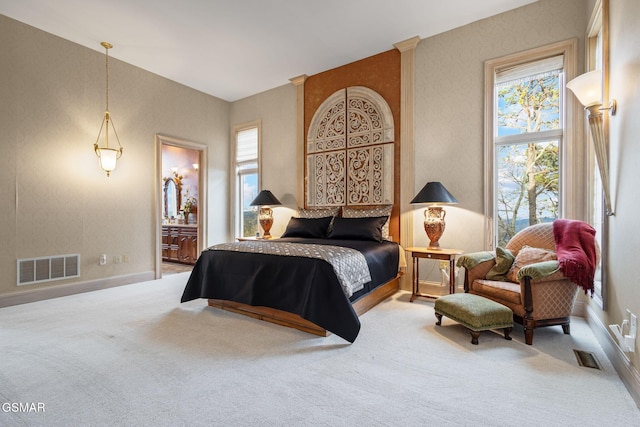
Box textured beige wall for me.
[0,15,229,297]
[597,0,640,373]
[413,0,587,253]
[229,84,297,237]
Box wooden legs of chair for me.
[522,316,572,345]
[524,322,534,345]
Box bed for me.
[181,84,401,342]
[181,214,403,343]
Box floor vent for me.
[17,254,80,286]
[573,349,602,370]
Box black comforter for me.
[180,237,400,343]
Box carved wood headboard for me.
[305,86,398,241]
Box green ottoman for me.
[434,293,513,345]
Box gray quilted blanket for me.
[209,240,371,297]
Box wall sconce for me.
[93,42,123,177]
[410,182,458,249]
[250,190,282,239]
[193,163,199,171]
[566,70,616,215]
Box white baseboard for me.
[0,271,156,308]
[582,301,640,408]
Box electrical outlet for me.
[439,261,448,270]
[99,254,107,266]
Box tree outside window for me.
[494,62,563,247]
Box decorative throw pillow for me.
[342,205,393,240]
[506,246,557,283]
[297,207,339,219]
[281,216,332,238]
[486,246,515,281]
[328,216,388,242]
[298,207,339,234]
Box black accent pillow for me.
[281,216,332,238]
[328,216,388,242]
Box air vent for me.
[573,349,602,370]
[17,254,80,286]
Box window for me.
[484,40,577,249]
[494,57,563,247]
[232,123,260,238]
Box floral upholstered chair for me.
[457,221,596,345]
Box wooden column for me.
[394,36,420,290]
[290,74,308,207]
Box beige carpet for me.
[1,273,638,426]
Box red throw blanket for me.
[552,219,597,295]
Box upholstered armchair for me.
[458,222,590,345]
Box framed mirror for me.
[163,176,182,219]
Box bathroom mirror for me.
[163,177,181,219]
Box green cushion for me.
[486,246,515,281]
[517,260,561,281]
[456,251,495,270]
[435,293,513,331]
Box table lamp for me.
[250,190,282,238]
[410,182,458,249]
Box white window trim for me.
[483,39,580,250]
[586,0,608,309]
[230,120,262,238]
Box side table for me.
[405,247,463,302]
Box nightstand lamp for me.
[411,182,458,249]
[250,190,282,239]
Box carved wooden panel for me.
[307,86,394,206]
[306,151,346,206]
[347,144,394,205]
[346,86,394,148]
[307,89,346,154]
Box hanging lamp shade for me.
[95,145,120,173]
[94,42,123,177]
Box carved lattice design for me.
[311,100,346,152]
[348,148,374,204]
[307,90,346,154]
[307,152,346,206]
[347,145,393,205]
[306,86,394,207]
[347,97,384,148]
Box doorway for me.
[155,134,208,278]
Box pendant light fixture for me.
[94,41,123,177]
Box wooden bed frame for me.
[208,273,401,337]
